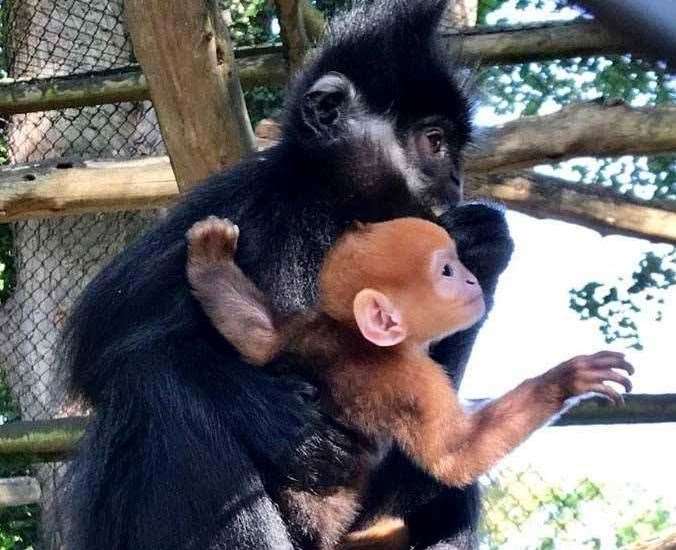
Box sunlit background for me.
[458,2,676,547]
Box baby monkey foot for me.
[186,216,239,264]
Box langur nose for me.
[466,279,476,285]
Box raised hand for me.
[539,351,634,405]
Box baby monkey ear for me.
[353,289,407,347]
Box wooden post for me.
[123,0,255,191]
[274,0,310,70]
[301,2,326,44]
[0,478,41,507]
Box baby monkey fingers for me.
[540,351,635,406]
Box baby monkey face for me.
[319,217,486,347]
[429,246,485,332]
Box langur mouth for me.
[429,190,462,217]
[463,294,486,311]
[465,294,483,305]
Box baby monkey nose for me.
[466,279,476,285]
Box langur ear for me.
[353,289,407,347]
[302,72,356,134]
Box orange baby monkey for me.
[186,216,634,550]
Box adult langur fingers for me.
[589,384,624,406]
[589,350,626,361]
[593,369,633,393]
[589,358,635,375]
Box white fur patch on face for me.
[346,115,431,200]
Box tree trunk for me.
[440,0,477,29]
[0,1,164,548]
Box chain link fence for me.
[0,0,164,423]
[0,1,165,547]
[480,467,676,549]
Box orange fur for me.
[186,216,634,549]
[340,517,410,550]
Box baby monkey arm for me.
[391,352,633,488]
[186,216,282,366]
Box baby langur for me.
[186,216,634,549]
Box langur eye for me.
[425,128,444,155]
[442,264,454,277]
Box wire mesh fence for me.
[0,1,165,547]
[480,466,676,549]
[0,0,164,423]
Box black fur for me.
[61,1,513,548]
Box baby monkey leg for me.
[186,216,282,365]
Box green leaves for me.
[569,249,675,350]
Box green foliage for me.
[569,249,675,350]
[481,468,674,549]
[478,0,568,25]
[615,505,672,547]
[0,372,38,550]
[0,506,38,550]
[222,0,275,46]
[475,0,675,346]
[478,0,511,24]
[244,86,284,127]
[313,0,352,17]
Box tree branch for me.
[0,157,178,221]
[2,101,675,243]
[466,171,676,245]
[274,0,310,70]
[0,53,288,115]
[0,477,41,507]
[0,394,670,468]
[443,20,629,65]
[1,154,674,245]
[0,21,643,116]
[466,100,676,173]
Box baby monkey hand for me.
[540,351,634,406]
[186,216,239,266]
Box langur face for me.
[429,248,485,333]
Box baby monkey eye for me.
[442,264,454,277]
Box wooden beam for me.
[124,0,255,190]
[0,20,642,117]
[0,53,288,116]
[444,20,629,65]
[552,393,676,427]
[301,2,326,44]
[1,106,674,245]
[0,477,41,507]
[466,171,676,245]
[0,417,85,461]
[630,530,676,550]
[467,393,676,426]
[466,101,676,174]
[0,157,179,222]
[0,394,671,465]
[274,0,310,70]
[0,68,149,115]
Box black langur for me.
[185,215,634,549]
[62,1,515,548]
